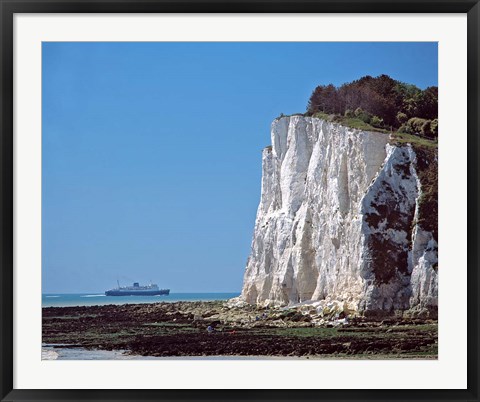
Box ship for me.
[105,281,170,296]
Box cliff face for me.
[241,116,438,317]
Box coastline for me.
[42,292,240,308]
[42,346,437,360]
[43,300,437,360]
[41,346,330,360]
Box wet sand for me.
[42,301,437,359]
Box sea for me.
[42,292,240,308]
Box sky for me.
[42,42,438,293]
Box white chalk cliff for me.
[240,116,438,317]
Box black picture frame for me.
[1,1,479,401]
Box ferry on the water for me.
[105,281,170,296]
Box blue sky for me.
[42,42,438,293]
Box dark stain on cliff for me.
[414,146,438,242]
[393,162,411,180]
[369,235,410,284]
[365,212,382,228]
[364,149,416,285]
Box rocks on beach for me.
[42,300,437,359]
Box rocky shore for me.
[42,301,437,358]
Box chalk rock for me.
[240,116,438,316]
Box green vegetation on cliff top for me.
[278,74,438,149]
[306,74,438,140]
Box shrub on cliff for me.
[396,112,408,125]
[371,115,384,128]
[430,119,439,137]
[421,120,433,138]
[354,107,372,124]
[405,117,429,136]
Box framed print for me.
[1,1,479,401]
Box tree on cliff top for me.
[306,75,438,137]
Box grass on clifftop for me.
[309,112,438,149]
[389,132,438,149]
[311,112,389,133]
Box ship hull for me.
[105,289,170,296]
